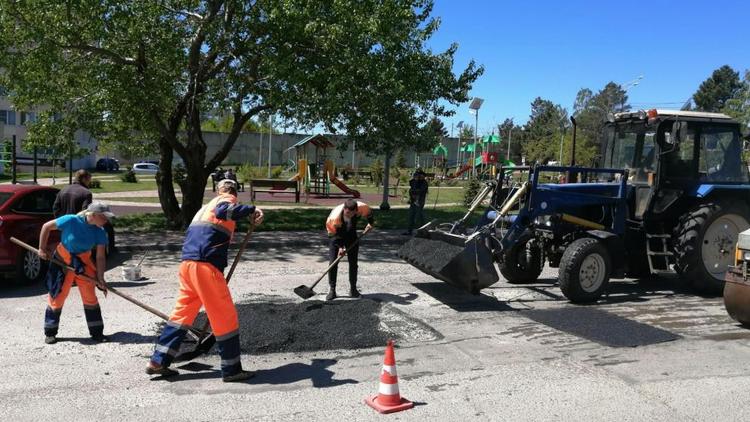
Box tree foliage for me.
[723,70,750,128]
[693,65,742,112]
[0,0,481,227]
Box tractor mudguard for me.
[583,230,626,278]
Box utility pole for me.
[468,98,483,177]
[267,114,273,178]
[506,124,513,161]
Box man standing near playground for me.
[403,168,428,235]
[325,199,374,301]
[146,179,264,382]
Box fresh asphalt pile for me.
[398,236,465,272]
[177,297,396,355]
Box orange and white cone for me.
[365,340,414,414]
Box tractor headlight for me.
[534,215,552,227]
[743,251,750,261]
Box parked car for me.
[132,162,159,174]
[0,185,60,283]
[96,158,120,172]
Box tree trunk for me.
[180,160,209,226]
[156,138,183,229]
[380,152,391,210]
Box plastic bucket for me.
[122,265,142,281]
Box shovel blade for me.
[398,229,499,294]
[173,334,216,362]
[294,285,316,300]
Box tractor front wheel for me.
[499,235,543,284]
[559,238,611,303]
[674,202,750,295]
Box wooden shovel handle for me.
[10,237,207,338]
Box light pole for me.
[456,120,464,168]
[506,119,514,161]
[469,97,484,177]
[267,114,273,178]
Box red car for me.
[0,184,60,283]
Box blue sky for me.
[428,0,750,135]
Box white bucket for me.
[122,265,142,281]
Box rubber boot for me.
[326,282,337,301]
[349,281,360,298]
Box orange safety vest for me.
[326,201,372,236]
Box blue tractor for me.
[399,110,750,303]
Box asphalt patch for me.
[524,307,681,347]
[398,237,465,273]
[174,297,439,355]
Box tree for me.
[569,82,629,167]
[693,65,742,112]
[522,97,568,164]
[0,0,481,227]
[723,69,750,127]
[497,118,522,162]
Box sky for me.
[427,0,750,135]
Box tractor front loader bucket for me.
[398,228,498,294]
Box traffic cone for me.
[365,340,414,414]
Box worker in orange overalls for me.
[147,179,263,382]
[38,201,114,345]
[325,199,374,301]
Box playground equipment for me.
[286,134,359,198]
[401,109,750,303]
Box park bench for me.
[342,169,372,182]
[250,179,300,203]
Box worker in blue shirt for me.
[38,201,113,345]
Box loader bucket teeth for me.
[398,229,498,293]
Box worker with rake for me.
[325,199,374,301]
[38,201,114,345]
[147,179,263,382]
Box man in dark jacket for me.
[53,169,92,217]
[325,199,374,300]
[403,168,428,235]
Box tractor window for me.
[610,131,637,170]
[699,126,749,183]
[633,133,657,183]
[662,127,697,180]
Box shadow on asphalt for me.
[364,292,419,305]
[51,331,154,345]
[0,279,47,298]
[413,282,514,312]
[249,359,358,388]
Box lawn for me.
[113,206,474,232]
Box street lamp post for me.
[469,97,484,177]
[267,114,273,178]
[506,121,513,161]
[456,120,464,170]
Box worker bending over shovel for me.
[38,201,114,345]
[325,199,374,301]
[147,179,263,382]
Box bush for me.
[121,168,138,183]
[463,177,481,207]
[236,163,265,183]
[271,165,283,179]
[89,179,102,189]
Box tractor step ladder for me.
[646,233,676,274]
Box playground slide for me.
[449,163,473,179]
[329,175,361,198]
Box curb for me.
[115,230,412,253]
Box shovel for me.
[173,222,255,362]
[294,228,371,300]
[10,237,208,339]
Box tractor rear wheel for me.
[559,238,611,303]
[674,202,750,295]
[499,234,543,284]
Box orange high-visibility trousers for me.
[44,244,103,337]
[169,260,239,337]
[48,245,99,309]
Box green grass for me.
[113,206,473,232]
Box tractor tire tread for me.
[559,237,611,303]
